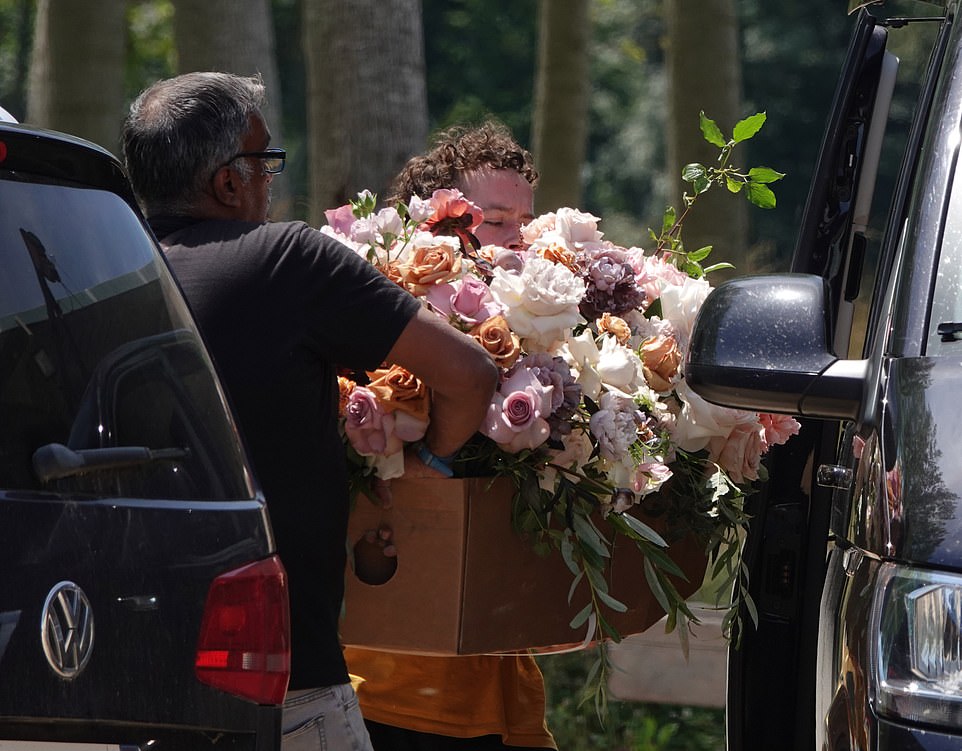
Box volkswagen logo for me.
[40,581,94,679]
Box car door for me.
[727,9,898,749]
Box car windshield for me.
[0,176,253,500]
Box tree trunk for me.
[171,0,289,215]
[302,0,428,225]
[666,0,749,279]
[26,0,126,153]
[531,0,590,214]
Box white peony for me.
[558,329,602,400]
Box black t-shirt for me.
[154,217,420,689]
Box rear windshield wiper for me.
[33,443,189,483]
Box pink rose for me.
[708,421,766,484]
[481,368,553,452]
[426,275,504,328]
[344,386,402,457]
[758,413,801,451]
[324,203,356,236]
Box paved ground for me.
[607,604,727,708]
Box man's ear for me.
[210,165,243,208]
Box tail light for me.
[195,555,291,704]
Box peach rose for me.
[596,313,631,346]
[708,421,766,484]
[470,315,522,369]
[640,334,682,392]
[397,233,462,296]
[365,364,431,422]
[536,242,579,273]
[381,260,406,287]
[337,375,357,417]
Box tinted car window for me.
[0,175,253,500]
[928,165,962,355]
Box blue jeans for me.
[281,683,373,751]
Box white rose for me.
[658,276,712,351]
[489,257,586,349]
[407,195,436,223]
[555,207,604,244]
[596,335,643,391]
[375,207,404,238]
[672,380,756,452]
[558,330,602,400]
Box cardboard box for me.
[340,476,707,655]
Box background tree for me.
[25,0,126,151]
[302,0,428,223]
[171,0,288,213]
[531,0,590,212]
[665,0,749,279]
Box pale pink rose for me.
[426,275,504,328]
[481,368,553,452]
[633,461,673,496]
[343,386,402,457]
[521,212,557,245]
[407,195,436,223]
[759,413,801,451]
[708,421,766,484]
[324,203,355,235]
[554,207,603,244]
[630,252,690,304]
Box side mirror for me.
[686,274,868,420]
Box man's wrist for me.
[414,441,455,477]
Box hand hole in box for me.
[352,529,398,585]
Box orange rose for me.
[365,364,431,422]
[640,335,682,392]
[398,239,462,296]
[470,315,522,369]
[596,313,632,345]
[337,375,357,417]
[381,260,406,288]
[536,242,579,273]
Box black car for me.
[687,1,962,748]
[0,117,289,748]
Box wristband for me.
[415,441,455,477]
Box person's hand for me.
[352,524,397,585]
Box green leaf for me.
[661,206,677,234]
[570,602,592,629]
[726,175,743,193]
[643,558,671,613]
[687,245,713,263]
[596,588,629,613]
[567,569,585,604]
[573,513,610,559]
[702,261,735,274]
[746,181,777,208]
[732,111,766,143]
[692,175,711,195]
[748,166,786,184]
[699,111,727,147]
[616,512,667,547]
[681,163,707,182]
[560,533,580,576]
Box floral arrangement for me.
[329,112,799,709]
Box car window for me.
[0,176,253,500]
[927,169,962,355]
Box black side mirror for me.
[686,274,867,420]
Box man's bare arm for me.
[385,306,498,459]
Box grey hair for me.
[121,71,266,216]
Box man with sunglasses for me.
[121,72,498,751]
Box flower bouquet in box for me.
[329,112,798,700]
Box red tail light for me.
[195,555,291,704]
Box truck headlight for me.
[872,563,962,728]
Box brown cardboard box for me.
[340,476,707,654]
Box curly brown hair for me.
[388,119,539,204]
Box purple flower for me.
[577,246,646,320]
